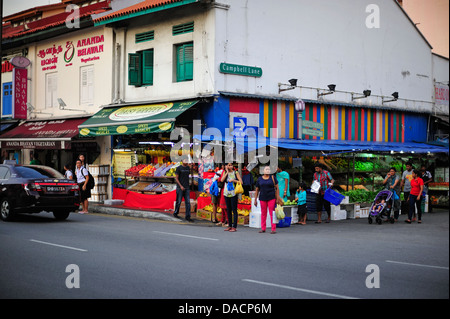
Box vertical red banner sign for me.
[12,68,28,119]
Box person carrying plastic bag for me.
[254,166,284,234]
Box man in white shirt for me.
[75,159,91,214]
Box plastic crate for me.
[324,189,345,206]
[277,217,292,228]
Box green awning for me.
[78,100,198,137]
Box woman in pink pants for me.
[254,166,284,234]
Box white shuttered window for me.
[45,72,58,109]
[80,65,94,105]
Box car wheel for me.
[0,199,15,221]
[53,210,71,221]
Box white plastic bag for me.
[275,204,285,219]
[311,180,321,194]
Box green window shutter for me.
[173,22,194,36]
[128,53,142,86]
[135,30,154,43]
[176,43,193,82]
[184,44,193,81]
[142,50,154,85]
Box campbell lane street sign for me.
[219,63,263,77]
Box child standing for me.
[295,182,308,225]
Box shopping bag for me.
[275,204,285,219]
[235,182,244,195]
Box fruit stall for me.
[111,142,200,210]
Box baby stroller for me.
[368,190,395,225]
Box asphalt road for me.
[0,209,448,300]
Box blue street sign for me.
[233,117,247,137]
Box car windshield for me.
[14,166,64,179]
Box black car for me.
[0,161,80,221]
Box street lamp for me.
[382,92,399,104]
[278,78,298,93]
[295,99,305,140]
[352,90,372,101]
[317,84,336,98]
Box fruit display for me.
[238,195,251,205]
[283,200,296,206]
[124,162,182,178]
[237,208,250,216]
[202,204,222,213]
[139,164,157,177]
[125,164,147,176]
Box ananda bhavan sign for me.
[38,34,105,70]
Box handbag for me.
[235,182,244,195]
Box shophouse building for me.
[2,0,448,204]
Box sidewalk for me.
[88,202,448,225]
[89,202,212,225]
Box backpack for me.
[81,168,95,190]
[210,180,219,196]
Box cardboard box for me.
[174,200,196,214]
[216,212,249,225]
[196,209,212,220]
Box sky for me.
[2,0,449,58]
[2,0,61,17]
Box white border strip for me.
[30,239,88,252]
[386,260,449,270]
[153,231,219,241]
[242,279,359,299]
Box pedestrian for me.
[75,159,91,214]
[210,164,225,224]
[406,169,424,224]
[173,158,193,222]
[313,163,334,223]
[30,152,41,165]
[401,162,414,220]
[382,167,401,221]
[254,166,284,234]
[64,163,74,180]
[295,182,308,225]
[241,166,254,196]
[276,165,290,202]
[78,154,88,169]
[420,165,433,213]
[220,162,243,232]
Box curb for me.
[89,204,183,222]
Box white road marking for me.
[153,231,219,241]
[386,260,449,270]
[242,279,359,299]
[30,239,88,252]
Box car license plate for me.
[47,186,66,192]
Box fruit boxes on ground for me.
[174,200,197,214]
[216,212,249,225]
[197,209,213,221]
